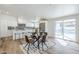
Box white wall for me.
[75,16,79,42]
[48,19,55,38]
[0,15,17,38]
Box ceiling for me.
[0,4,79,20]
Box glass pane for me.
[55,19,76,41]
[55,21,63,38]
[63,19,76,41]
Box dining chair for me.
[24,35,32,53]
[40,32,48,50]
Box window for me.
[55,19,76,41]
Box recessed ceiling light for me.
[0,10,1,13]
[6,11,9,14]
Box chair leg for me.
[24,43,28,48]
[27,43,30,54]
[44,42,48,48]
[32,44,37,48]
[38,40,40,49]
[42,42,44,50]
[28,43,30,51]
[32,40,37,44]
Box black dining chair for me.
[31,32,38,44]
[40,32,48,50]
[24,35,32,53]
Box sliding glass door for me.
[55,19,76,41]
[55,21,64,39]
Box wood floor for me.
[0,37,24,54]
[0,37,79,54]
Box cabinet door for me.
[0,19,7,37]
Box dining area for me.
[20,32,48,54]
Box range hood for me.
[16,24,26,30]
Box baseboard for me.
[55,37,79,44]
[0,36,12,40]
[48,36,54,38]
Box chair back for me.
[41,34,47,42]
[25,35,29,43]
[40,32,43,35]
[44,32,48,36]
[41,32,48,42]
[31,33,37,39]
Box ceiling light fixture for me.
[0,10,10,15]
